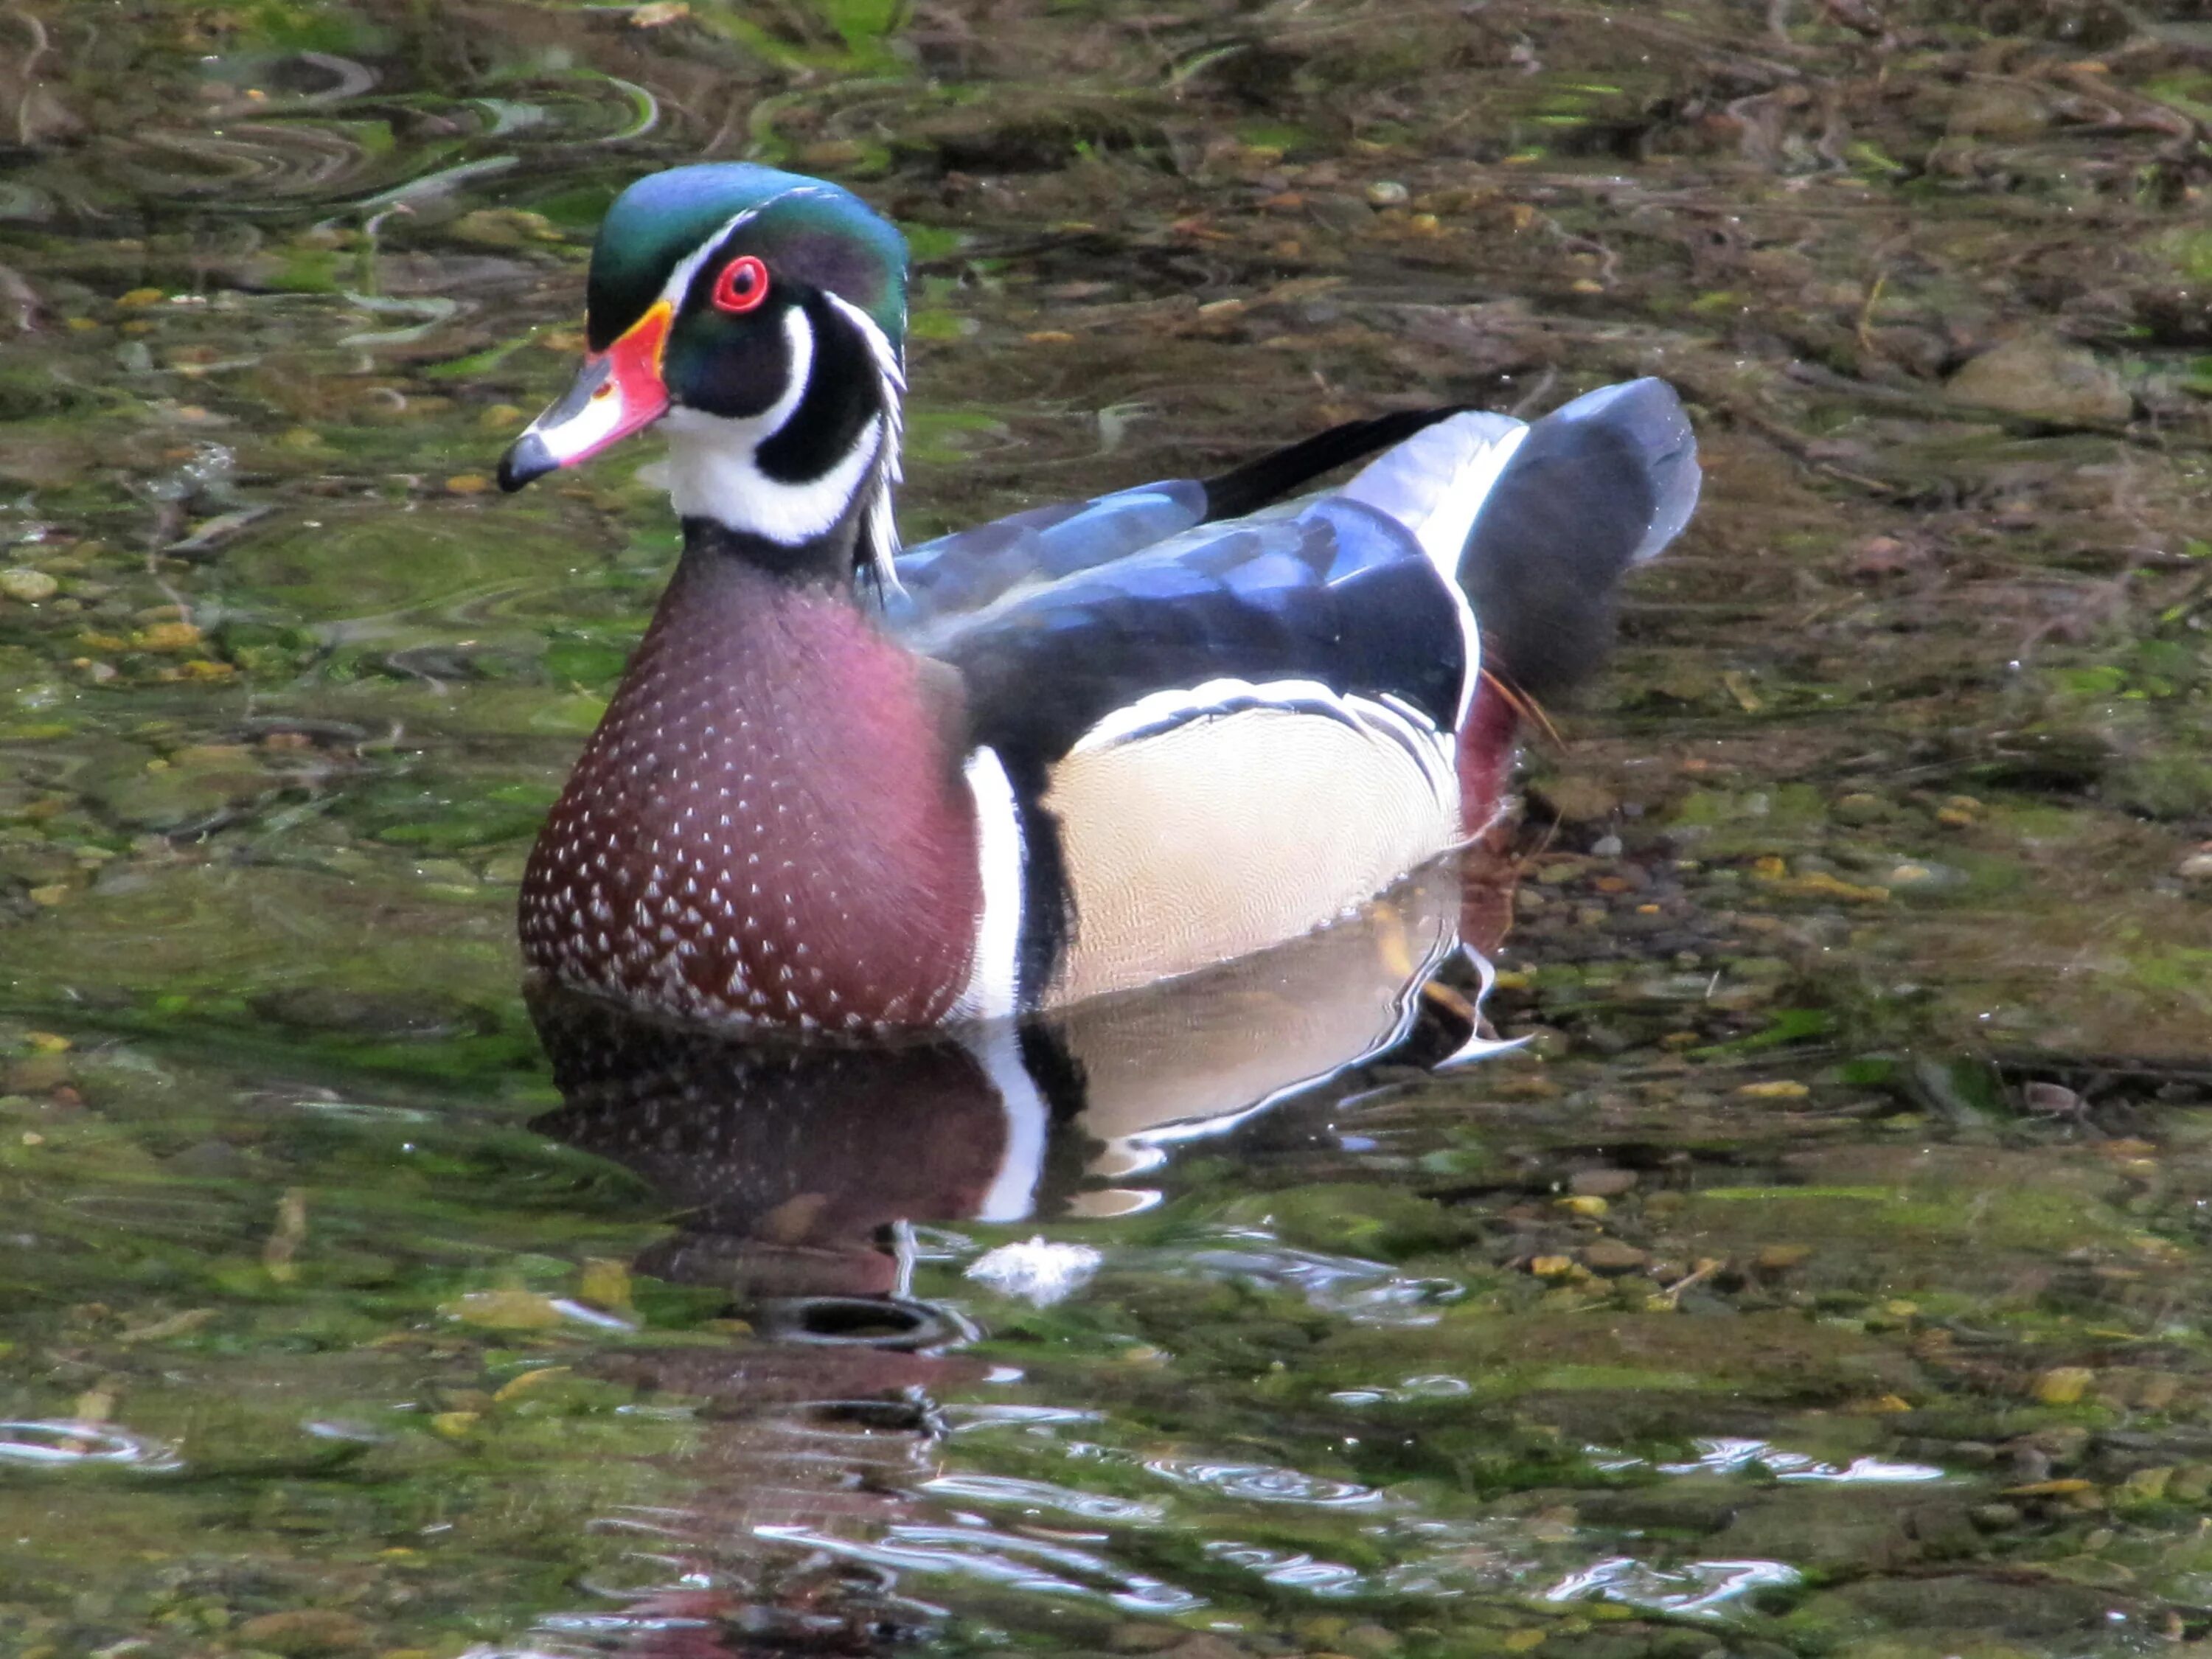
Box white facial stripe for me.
[821,291,906,592]
[954,744,1025,1022]
[653,185,850,313]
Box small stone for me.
[1590,833,1624,858]
[1571,1169,1638,1198]
[233,1610,369,1655]
[1538,775,1618,823]
[2118,1466,2173,1506]
[1736,1079,1810,1099]
[1529,1255,1577,1278]
[133,620,203,653]
[1559,1194,1608,1217]
[0,568,58,602]
[1333,1624,1400,1658]
[1365,180,1411,206]
[2168,1464,2212,1502]
[1582,1240,1649,1275]
[1947,333,2130,424]
[2177,851,2212,883]
[2021,1082,2081,1116]
[1833,790,1886,823]
[1755,1244,1812,1271]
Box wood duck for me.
[498,163,1700,1033]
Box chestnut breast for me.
[520,551,982,1029]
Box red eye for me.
[711,254,769,314]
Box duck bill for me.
[497,302,674,492]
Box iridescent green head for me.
[582,164,908,358]
[498,164,911,579]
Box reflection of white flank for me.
[959,1015,1048,1223]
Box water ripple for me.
[942,1403,1102,1433]
[1202,1540,1366,1596]
[1545,1556,1802,1617]
[1142,1455,1382,1509]
[1652,1437,1946,1484]
[921,1472,1166,1523]
[1330,1374,1472,1407]
[753,1521,1203,1614]
[0,1419,181,1471]
[1181,1234,1462,1324]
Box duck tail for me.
[1459,378,1699,704]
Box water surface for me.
[5,1,2212,1655]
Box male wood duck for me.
[497,163,1700,1032]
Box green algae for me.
[1,0,2211,1654]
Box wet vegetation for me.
[6,0,2212,1654]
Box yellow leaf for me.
[447,1289,563,1329]
[2033,1366,2096,1406]
[493,1366,573,1403]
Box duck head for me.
[498,164,909,588]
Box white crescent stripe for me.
[955,743,1025,1021]
[959,1018,1051,1222]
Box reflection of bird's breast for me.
[1041,698,1459,1008]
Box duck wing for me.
[883,408,1466,631]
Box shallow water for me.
[6,1,2212,1655]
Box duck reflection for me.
[531,856,1512,1314]
[521,855,1517,1655]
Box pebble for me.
[234,1610,370,1655]
[1570,1168,1638,1197]
[2177,851,2212,883]
[1364,180,1411,206]
[0,568,58,602]
[1946,333,2130,424]
[1582,1239,1649,1274]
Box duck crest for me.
[518,544,981,1029]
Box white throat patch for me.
[660,297,907,570]
[662,305,887,546]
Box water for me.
[5,1,2212,1654]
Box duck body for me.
[501,164,1700,1032]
